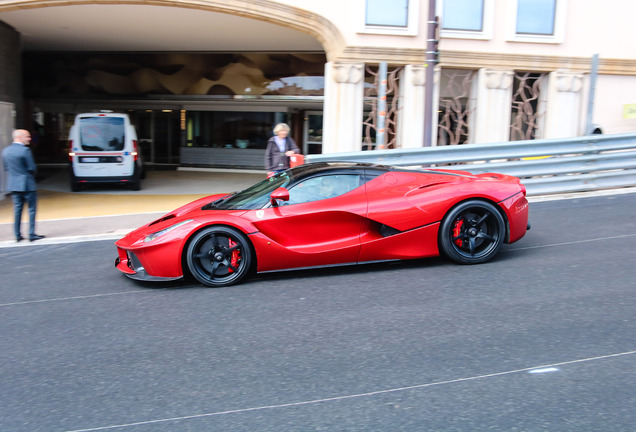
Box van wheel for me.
[70,172,81,192]
[129,167,141,191]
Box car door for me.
[246,173,368,271]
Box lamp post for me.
[423,0,438,146]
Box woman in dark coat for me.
[265,123,300,176]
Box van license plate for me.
[82,157,99,163]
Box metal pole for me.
[423,0,438,146]
[377,62,387,149]
[585,54,599,135]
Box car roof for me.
[290,162,388,178]
[290,161,469,180]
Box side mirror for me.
[270,187,290,207]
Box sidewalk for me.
[0,168,265,247]
[3,166,636,248]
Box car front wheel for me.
[186,226,252,287]
[439,200,506,264]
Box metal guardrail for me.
[306,133,636,196]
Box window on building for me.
[508,0,567,43]
[510,72,547,141]
[366,0,408,27]
[442,0,483,31]
[363,65,402,150]
[437,69,476,145]
[439,0,493,40]
[186,111,286,150]
[516,0,556,35]
[361,0,419,35]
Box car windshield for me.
[205,171,293,210]
[79,116,126,151]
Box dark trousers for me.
[11,191,37,239]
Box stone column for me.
[472,69,514,144]
[398,64,427,148]
[0,101,15,196]
[0,22,20,197]
[0,21,21,129]
[322,61,364,154]
[544,71,584,138]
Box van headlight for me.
[144,219,193,243]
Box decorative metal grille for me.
[362,64,403,150]
[437,69,475,145]
[510,72,546,141]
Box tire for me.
[129,166,141,191]
[186,226,253,287]
[69,170,81,192]
[129,178,141,191]
[439,200,506,264]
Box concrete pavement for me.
[0,167,265,247]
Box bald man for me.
[2,129,45,242]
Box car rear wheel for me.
[439,200,506,264]
[186,226,252,287]
[129,166,141,191]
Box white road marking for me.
[64,350,636,432]
[0,291,152,308]
[528,367,560,374]
[508,233,636,251]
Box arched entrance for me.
[0,0,343,168]
[0,0,343,55]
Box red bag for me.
[289,154,304,167]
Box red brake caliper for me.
[228,239,240,272]
[453,219,464,247]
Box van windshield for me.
[79,117,126,151]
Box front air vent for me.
[149,214,176,226]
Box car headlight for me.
[144,219,194,243]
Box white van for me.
[68,112,144,191]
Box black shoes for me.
[15,235,45,242]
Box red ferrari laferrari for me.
[115,162,530,287]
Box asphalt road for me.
[1,193,635,431]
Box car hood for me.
[116,193,250,243]
[170,193,227,216]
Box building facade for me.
[1,0,635,170]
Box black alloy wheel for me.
[439,200,506,264]
[186,226,252,287]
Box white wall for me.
[593,75,636,134]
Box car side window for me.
[287,174,362,205]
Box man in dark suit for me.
[2,129,45,242]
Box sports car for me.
[115,162,530,287]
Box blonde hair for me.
[273,123,290,134]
